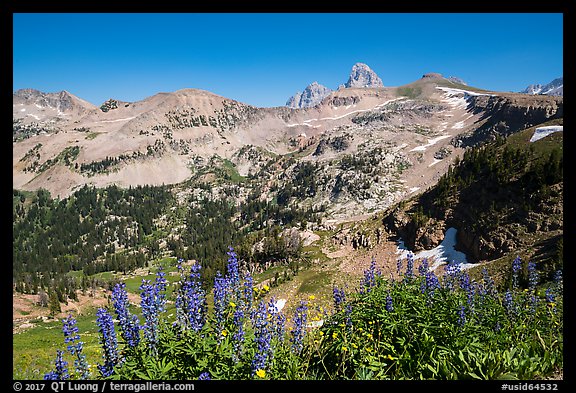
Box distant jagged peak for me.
[521,77,563,96]
[344,62,384,88]
[13,88,96,112]
[286,81,333,109]
[447,76,467,85]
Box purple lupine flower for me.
[274,309,286,343]
[139,268,168,354]
[418,258,429,276]
[553,270,563,284]
[96,308,119,377]
[457,304,466,327]
[545,287,555,303]
[512,256,522,289]
[527,261,539,313]
[198,372,211,380]
[344,303,353,330]
[418,258,430,293]
[527,261,538,290]
[425,270,441,298]
[332,286,346,313]
[404,253,415,282]
[444,261,461,292]
[43,349,70,380]
[111,283,140,348]
[62,314,90,379]
[503,290,516,318]
[545,288,557,313]
[396,257,403,277]
[459,271,475,310]
[360,257,381,294]
[213,271,231,338]
[480,268,496,298]
[175,263,206,333]
[232,308,245,362]
[385,291,394,312]
[252,300,273,374]
[290,301,308,354]
[266,297,286,345]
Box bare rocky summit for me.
[345,62,384,88]
[286,81,333,109]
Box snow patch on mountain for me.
[529,126,563,142]
[396,227,474,271]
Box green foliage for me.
[396,86,422,99]
[306,270,562,380]
[35,254,562,380]
[13,184,173,297]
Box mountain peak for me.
[521,77,563,96]
[344,63,384,88]
[286,81,332,109]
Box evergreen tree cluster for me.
[13,184,172,297]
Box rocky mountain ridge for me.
[13,73,563,229]
[521,77,563,96]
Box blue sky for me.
[13,13,563,108]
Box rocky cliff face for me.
[381,124,563,264]
[453,94,563,147]
[286,82,333,108]
[344,63,384,88]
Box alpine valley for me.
[13,63,564,379]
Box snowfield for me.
[396,227,476,271]
[410,135,451,152]
[529,126,563,142]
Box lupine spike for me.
[290,301,308,354]
[139,268,168,354]
[96,308,119,377]
[62,314,90,379]
[512,256,522,289]
[43,349,70,380]
[332,286,346,313]
[252,300,273,374]
[111,283,140,348]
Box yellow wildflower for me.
[230,301,236,308]
[342,346,348,352]
[263,285,270,291]
[352,343,358,349]
[255,369,266,378]
[221,329,228,337]
[332,332,338,339]
[386,354,394,361]
[308,295,316,301]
